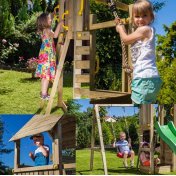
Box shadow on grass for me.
[0,87,13,95]
[19,77,39,83]
[108,168,140,174]
[76,168,104,175]
[0,71,4,74]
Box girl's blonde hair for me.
[37,12,51,34]
[132,0,154,25]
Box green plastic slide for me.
[155,121,176,154]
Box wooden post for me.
[73,0,84,98]
[90,110,96,170]
[53,123,63,174]
[158,105,164,165]
[94,105,108,175]
[45,35,70,115]
[57,0,65,108]
[149,105,154,174]
[14,140,20,170]
[84,0,90,31]
[68,0,73,39]
[89,14,97,91]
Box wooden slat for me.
[14,165,57,173]
[75,74,90,83]
[75,46,90,55]
[75,60,90,69]
[76,31,90,40]
[74,88,130,99]
[63,163,76,169]
[89,18,129,31]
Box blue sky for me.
[154,0,176,35]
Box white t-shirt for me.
[130,26,160,79]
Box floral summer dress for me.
[35,33,56,81]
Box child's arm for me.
[112,141,116,148]
[29,152,35,161]
[115,18,151,45]
[53,20,64,38]
[39,145,49,157]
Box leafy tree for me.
[0,117,13,174]
[0,0,15,36]
[33,0,42,12]
[40,0,47,12]
[10,0,23,17]
[156,21,176,104]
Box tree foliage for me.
[0,117,13,174]
[156,21,176,104]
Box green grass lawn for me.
[76,149,176,175]
[0,69,73,114]
[76,149,140,175]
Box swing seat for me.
[117,152,131,158]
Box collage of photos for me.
[0,0,176,175]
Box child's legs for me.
[123,151,128,163]
[41,78,49,95]
[130,150,135,162]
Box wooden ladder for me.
[73,31,91,98]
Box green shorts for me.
[131,77,162,104]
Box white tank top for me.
[130,26,160,79]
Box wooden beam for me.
[63,163,76,169]
[89,18,129,31]
[94,105,108,175]
[89,14,97,90]
[75,60,90,69]
[90,111,96,170]
[45,34,70,115]
[14,165,59,173]
[75,46,90,55]
[75,74,90,83]
[74,88,130,99]
[14,140,20,170]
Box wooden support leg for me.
[94,105,108,175]
[45,35,70,115]
[90,110,96,170]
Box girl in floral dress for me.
[35,12,63,100]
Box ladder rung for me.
[75,60,90,69]
[139,148,151,152]
[75,46,90,55]
[76,31,90,40]
[75,75,90,83]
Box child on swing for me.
[113,131,135,168]
[115,0,162,104]
[35,12,63,100]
